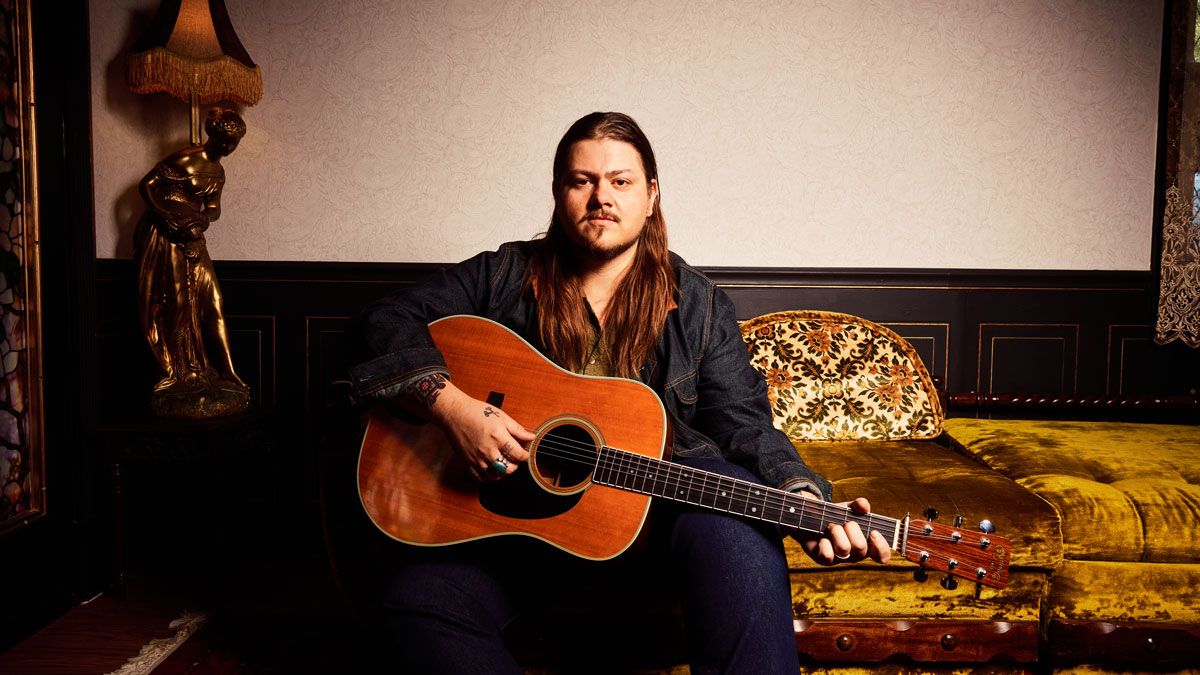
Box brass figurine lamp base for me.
[135,107,250,419]
[151,372,249,419]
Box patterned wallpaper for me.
[90,0,1163,270]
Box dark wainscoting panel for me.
[94,260,1200,427]
[978,323,1079,395]
[709,267,1197,397]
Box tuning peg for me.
[954,514,964,527]
[914,568,929,582]
[924,507,939,521]
[973,568,989,598]
[978,519,995,533]
[941,575,958,590]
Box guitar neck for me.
[593,446,905,550]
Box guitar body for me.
[357,315,669,560]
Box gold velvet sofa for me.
[741,310,1200,671]
[942,419,1200,668]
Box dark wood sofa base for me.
[1048,619,1200,666]
[793,619,1038,663]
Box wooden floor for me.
[0,565,696,674]
[0,588,192,674]
[0,567,382,674]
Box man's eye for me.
[573,177,591,186]
[614,179,630,187]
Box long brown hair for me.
[528,112,677,378]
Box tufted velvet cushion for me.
[942,419,1200,563]
[741,311,943,441]
[1047,560,1200,625]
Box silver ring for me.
[489,458,509,474]
[835,552,851,560]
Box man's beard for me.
[567,210,641,262]
[575,232,639,262]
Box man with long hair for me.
[350,112,890,673]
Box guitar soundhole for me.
[531,418,600,495]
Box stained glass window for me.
[0,0,42,529]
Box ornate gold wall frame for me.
[1155,186,1199,346]
[0,0,45,533]
[1157,0,1200,348]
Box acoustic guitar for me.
[357,315,1011,589]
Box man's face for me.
[556,138,658,263]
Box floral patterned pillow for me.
[740,311,943,441]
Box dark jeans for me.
[380,457,798,674]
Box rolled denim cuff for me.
[781,478,826,501]
[368,372,444,404]
[778,472,832,502]
[348,349,448,400]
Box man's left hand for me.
[796,495,893,565]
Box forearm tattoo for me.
[405,372,447,409]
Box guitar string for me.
[585,442,987,572]
[592,449,988,560]
[525,435,964,542]
[595,445,896,534]
[533,433,937,536]
[529,434,857,524]
[521,435,994,554]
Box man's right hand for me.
[425,381,534,481]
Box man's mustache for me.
[582,210,620,223]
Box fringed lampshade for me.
[127,0,262,142]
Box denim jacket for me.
[348,241,832,500]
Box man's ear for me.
[647,178,659,217]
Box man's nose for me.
[589,182,613,208]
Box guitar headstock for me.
[902,516,1011,589]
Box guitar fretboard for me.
[593,446,900,540]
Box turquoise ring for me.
[489,458,509,474]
